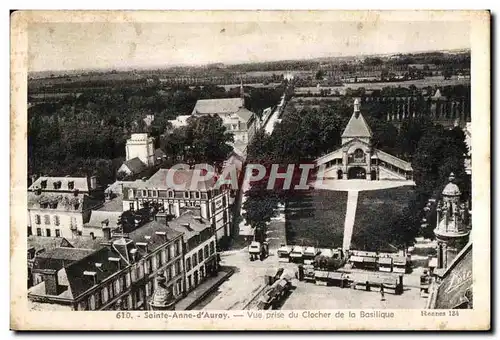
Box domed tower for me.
[148,273,176,311]
[434,173,470,269]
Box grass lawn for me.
[351,186,415,251]
[285,189,348,248]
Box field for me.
[350,186,415,251]
[285,189,348,248]
[295,76,470,95]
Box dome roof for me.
[442,182,461,196]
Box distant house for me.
[117,157,148,177]
[167,115,191,129]
[191,96,258,146]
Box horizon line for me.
[28,47,471,75]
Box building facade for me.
[121,168,232,240]
[169,211,218,293]
[316,99,413,180]
[125,133,155,167]
[28,222,185,311]
[27,176,101,239]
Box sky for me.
[28,20,471,72]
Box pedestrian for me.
[380,284,385,301]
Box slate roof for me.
[192,98,244,115]
[65,247,126,298]
[29,176,90,192]
[121,157,147,174]
[33,247,96,272]
[373,148,413,171]
[96,197,123,212]
[342,112,373,138]
[144,168,217,191]
[128,220,183,256]
[28,236,65,253]
[168,211,210,241]
[27,192,100,213]
[61,237,107,250]
[85,210,122,230]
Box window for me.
[101,287,108,303]
[142,190,147,197]
[27,227,32,236]
[68,181,74,190]
[55,229,60,237]
[195,191,201,199]
[198,249,204,262]
[129,202,134,211]
[95,291,101,308]
[54,215,60,226]
[174,242,180,257]
[128,189,134,200]
[186,257,192,271]
[35,215,41,225]
[192,253,198,266]
[210,241,215,255]
[183,191,189,199]
[115,279,121,294]
[109,283,115,299]
[120,275,126,290]
[204,245,209,258]
[44,215,50,225]
[89,294,96,310]
[90,232,95,239]
[175,260,181,275]
[36,228,42,236]
[46,229,51,237]
[168,190,174,198]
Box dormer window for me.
[68,181,74,190]
[195,191,201,199]
[152,190,158,197]
[74,202,80,210]
[142,190,147,197]
[128,189,134,200]
[40,180,47,189]
[49,201,58,209]
[168,190,174,198]
[53,181,62,190]
[184,191,189,199]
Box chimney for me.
[155,231,168,242]
[83,271,98,285]
[41,269,59,295]
[129,248,137,263]
[102,227,111,240]
[136,242,149,253]
[108,257,121,270]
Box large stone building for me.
[316,99,413,180]
[27,176,101,239]
[121,168,232,240]
[168,211,218,293]
[28,221,185,311]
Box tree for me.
[315,70,325,80]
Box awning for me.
[378,257,393,265]
[350,256,364,262]
[393,256,407,265]
[314,271,329,278]
[328,272,344,280]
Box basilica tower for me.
[434,172,471,270]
